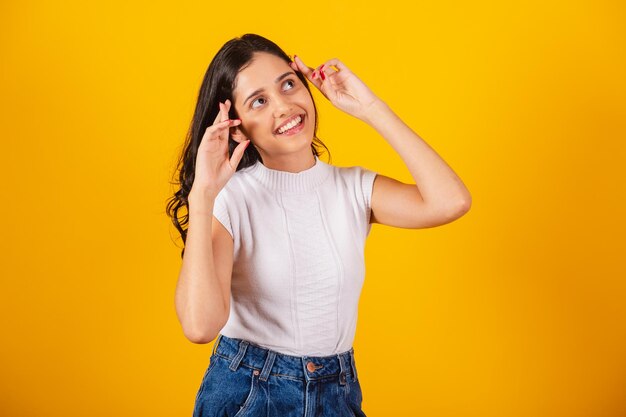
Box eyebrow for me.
[242,71,295,106]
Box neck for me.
[258,150,317,173]
[248,153,329,194]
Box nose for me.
[272,94,293,118]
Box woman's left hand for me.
[291,56,381,122]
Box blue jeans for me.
[193,334,367,417]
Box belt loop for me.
[212,334,223,356]
[229,340,249,371]
[259,350,276,382]
[349,349,358,382]
[338,353,348,386]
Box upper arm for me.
[212,215,234,321]
[370,174,468,229]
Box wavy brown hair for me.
[166,34,331,258]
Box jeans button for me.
[306,361,317,372]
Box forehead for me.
[233,53,291,99]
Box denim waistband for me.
[212,334,359,384]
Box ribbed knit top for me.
[212,156,377,356]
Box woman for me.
[167,33,471,417]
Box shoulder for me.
[321,162,377,206]
[323,161,377,183]
[335,164,378,196]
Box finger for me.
[211,99,232,126]
[293,57,335,99]
[316,59,349,86]
[204,120,237,153]
[295,59,327,94]
[219,101,229,123]
[222,101,237,141]
[320,58,350,75]
[222,99,232,120]
[293,55,316,80]
[205,119,241,140]
[318,74,338,103]
[311,63,330,83]
[212,101,224,125]
[318,64,327,81]
[320,64,340,86]
[229,140,251,170]
[314,64,340,102]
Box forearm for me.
[175,196,228,343]
[362,100,471,209]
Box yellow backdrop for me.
[1,0,625,416]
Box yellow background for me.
[2,1,625,416]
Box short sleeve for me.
[356,166,378,236]
[212,188,233,239]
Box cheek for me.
[299,94,315,113]
[241,118,263,137]
[303,99,316,122]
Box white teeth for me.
[277,116,302,134]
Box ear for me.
[229,125,249,144]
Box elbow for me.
[181,314,228,345]
[444,194,472,222]
[458,193,472,215]
[456,186,472,214]
[176,297,230,344]
[185,329,219,345]
[183,323,223,344]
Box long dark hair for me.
[166,34,331,258]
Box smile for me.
[275,114,304,135]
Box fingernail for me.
[321,71,326,80]
[312,71,317,79]
[320,64,325,71]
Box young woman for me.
[167,33,471,417]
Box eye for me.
[283,79,295,90]
[251,97,266,109]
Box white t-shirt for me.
[213,155,377,356]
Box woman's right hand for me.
[190,99,250,202]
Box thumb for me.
[230,140,251,170]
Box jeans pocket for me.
[341,377,365,417]
[233,368,261,417]
[195,354,219,403]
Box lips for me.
[274,114,304,135]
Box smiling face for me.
[231,52,316,170]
